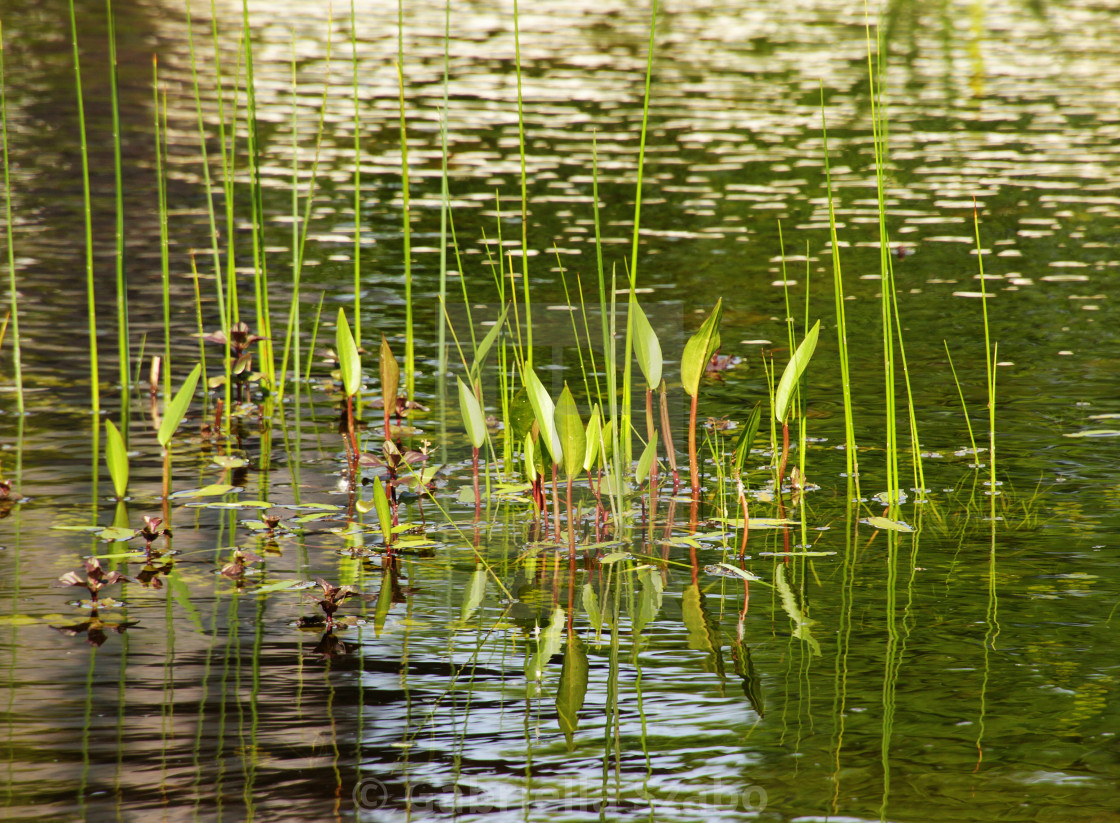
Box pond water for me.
[2,0,1120,820]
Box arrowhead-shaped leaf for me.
[457,377,488,449]
[632,301,662,389]
[105,419,129,500]
[157,362,202,449]
[335,308,362,398]
[554,384,585,480]
[379,334,400,412]
[773,319,820,423]
[680,299,723,398]
[522,367,562,465]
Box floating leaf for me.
[211,455,248,469]
[169,484,240,499]
[773,319,821,423]
[861,516,916,533]
[708,563,762,582]
[1064,429,1120,438]
[458,377,488,449]
[680,299,723,398]
[199,500,273,510]
[157,363,203,449]
[556,632,589,748]
[104,419,129,500]
[632,301,663,389]
[599,551,631,565]
[252,579,311,596]
[522,367,562,465]
[335,308,362,398]
[554,384,585,481]
[97,526,137,542]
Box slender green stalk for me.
[0,22,23,417]
[351,0,363,348]
[944,342,979,463]
[397,2,414,400]
[972,203,997,500]
[622,0,660,472]
[512,0,532,367]
[820,93,857,490]
[106,0,130,438]
[155,60,171,400]
[68,0,99,425]
[437,0,451,373]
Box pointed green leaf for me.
[732,402,763,478]
[556,632,589,748]
[635,438,658,487]
[379,334,400,411]
[582,582,601,630]
[680,299,723,398]
[775,565,821,655]
[861,516,916,533]
[773,319,820,423]
[632,302,662,389]
[470,304,509,380]
[523,432,539,482]
[522,367,562,465]
[554,384,585,480]
[598,418,615,465]
[158,363,202,449]
[372,476,393,545]
[582,405,602,473]
[335,309,362,397]
[105,419,129,500]
[457,377,488,449]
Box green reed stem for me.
[0,22,23,417]
[351,0,362,349]
[512,0,532,367]
[155,59,172,400]
[68,0,99,425]
[437,0,451,374]
[397,2,414,401]
[820,92,857,490]
[106,0,130,438]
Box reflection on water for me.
[3,0,1120,820]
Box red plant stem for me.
[552,463,562,542]
[738,485,750,558]
[659,383,679,493]
[566,476,575,559]
[472,446,481,520]
[688,393,700,497]
[777,420,790,504]
[646,387,658,488]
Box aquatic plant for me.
[680,300,723,498]
[56,558,134,611]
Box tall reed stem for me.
[0,22,23,417]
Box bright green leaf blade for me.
[635,438,658,487]
[526,607,565,682]
[680,299,723,397]
[460,569,487,623]
[335,308,362,397]
[104,419,129,499]
[457,377,488,449]
[372,476,393,543]
[773,319,821,422]
[523,432,539,482]
[732,402,763,477]
[98,525,136,542]
[523,367,562,465]
[861,516,916,533]
[470,303,509,379]
[157,363,202,449]
[632,301,662,389]
[554,384,585,480]
[582,405,602,473]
